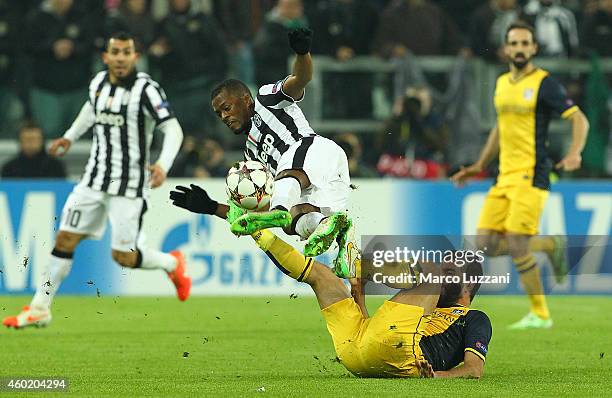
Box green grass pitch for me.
[1,296,611,397]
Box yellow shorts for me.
[477,183,549,235]
[321,298,427,378]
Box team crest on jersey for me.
[253,113,262,128]
[475,341,488,354]
[272,80,282,94]
[523,88,534,100]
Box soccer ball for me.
[225,160,274,210]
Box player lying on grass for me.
[251,229,491,378]
[170,189,491,378]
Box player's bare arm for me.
[282,28,313,100]
[148,164,166,188]
[433,351,485,379]
[556,109,589,171]
[49,138,72,157]
[349,278,368,318]
[450,125,499,185]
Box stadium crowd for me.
[0,0,610,179]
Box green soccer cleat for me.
[333,217,361,279]
[230,209,292,235]
[226,201,247,225]
[508,312,553,330]
[304,212,350,257]
[549,235,569,284]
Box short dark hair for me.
[210,79,252,101]
[505,21,536,44]
[17,120,42,137]
[106,31,136,51]
[465,260,484,301]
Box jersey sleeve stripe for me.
[257,76,299,108]
[136,84,149,198]
[267,107,302,142]
[143,85,172,124]
[561,105,579,119]
[464,348,486,362]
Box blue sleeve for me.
[538,75,579,119]
[463,310,492,361]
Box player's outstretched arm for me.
[170,184,229,219]
[434,351,484,379]
[450,125,499,186]
[50,101,96,157]
[556,109,589,172]
[282,28,313,100]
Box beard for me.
[511,53,532,69]
[437,282,463,307]
[233,119,252,135]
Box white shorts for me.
[59,186,147,252]
[276,135,351,215]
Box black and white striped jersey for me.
[70,71,174,198]
[244,77,316,174]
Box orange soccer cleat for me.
[168,251,191,301]
[3,306,52,329]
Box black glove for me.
[288,28,313,55]
[170,184,218,215]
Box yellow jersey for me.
[494,68,579,189]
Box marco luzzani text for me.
[370,248,511,285]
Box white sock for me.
[138,248,177,272]
[270,177,301,211]
[30,253,73,311]
[295,212,326,240]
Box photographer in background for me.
[375,86,448,179]
[1,120,66,179]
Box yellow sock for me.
[529,236,555,255]
[513,253,550,320]
[251,230,313,282]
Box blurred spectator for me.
[309,0,379,119]
[1,120,66,178]
[213,0,261,86]
[309,0,378,57]
[520,0,579,57]
[392,51,428,115]
[253,0,308,87]
[196,138,227,177]
[169,135,200,177]
[336,132,379,178]
[469,0,519,61]
[0,0,24,137]
[582,0,612,57]
[25,0,95,137]
[149,0,228,138]
[375,86,447,179]
[433,0,488,36]
[170,136,227,177]
[105,0,155,52]
[373,0,462,58]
